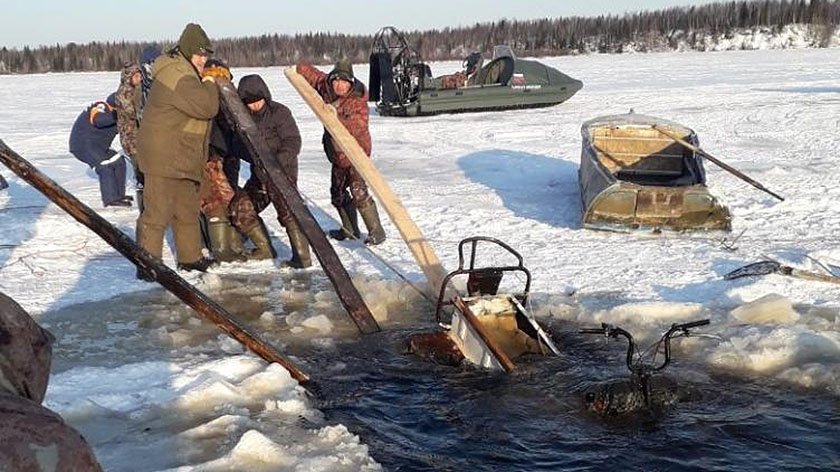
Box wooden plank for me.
[284,67,449,297]
[0,139,309,383]
[452,297,516,372]
[653,124,785,201]
[214,77,380,335]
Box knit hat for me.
[139,47,161,67]
[178,23,213,58]
[330,58,354,82]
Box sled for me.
[408,237,559,372]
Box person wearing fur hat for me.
[69,92,131,207]
[296,59,386,245]
[135,23,219,280]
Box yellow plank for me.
[284,67,449,296]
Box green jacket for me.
[136,53,219,182]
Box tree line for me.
[1,0,837,74]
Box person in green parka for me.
[135,23,219,280]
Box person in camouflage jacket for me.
[115,62,141,160]
[296,59,386,245]
[115,62,143,209]
[197,59,248,263]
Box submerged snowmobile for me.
[580,319,710,416]
[369,26,583,116]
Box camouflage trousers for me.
[229,177,294,231]
[199,157,235,218]
[330,164,371,209]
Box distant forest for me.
[1,0,838,74]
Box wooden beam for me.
[214,77,380,335]
[284,67,450,297]
[0,139,309,383]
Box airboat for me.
[369,26,583,117]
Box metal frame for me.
[434,236,532,323]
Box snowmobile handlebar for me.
[579,324,636,370]
[580,319,710,374]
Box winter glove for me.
[202,60,232,81]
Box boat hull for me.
[378,80,583,117]
[581,181,732,231]
[579,114,732,232]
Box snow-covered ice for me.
[1,46,839,469]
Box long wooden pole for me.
[214,77,380,335]
[284,67,449,296]
[781,266,840,285]
[0,139,309,383]
[653,125,785,201]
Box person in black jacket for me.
[69,93,131,207]
[230,74,311,268]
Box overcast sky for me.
[3,0,719,49]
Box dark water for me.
[296,328,840,472]
[42,273,840,471]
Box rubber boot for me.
[284,221,312,269]
[208,216,247,263]
[358,199,386,245]
[328,203,361,241]
[177,257,216,273]
[243,221,276,260]
[229,227,247,258]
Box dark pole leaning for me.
[214,77,380,335]
[0,139,309,383]
[653,125,785,202]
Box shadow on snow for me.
[0,177,50,273]
[457,150,581,229]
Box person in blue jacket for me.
[69,93,131,207]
